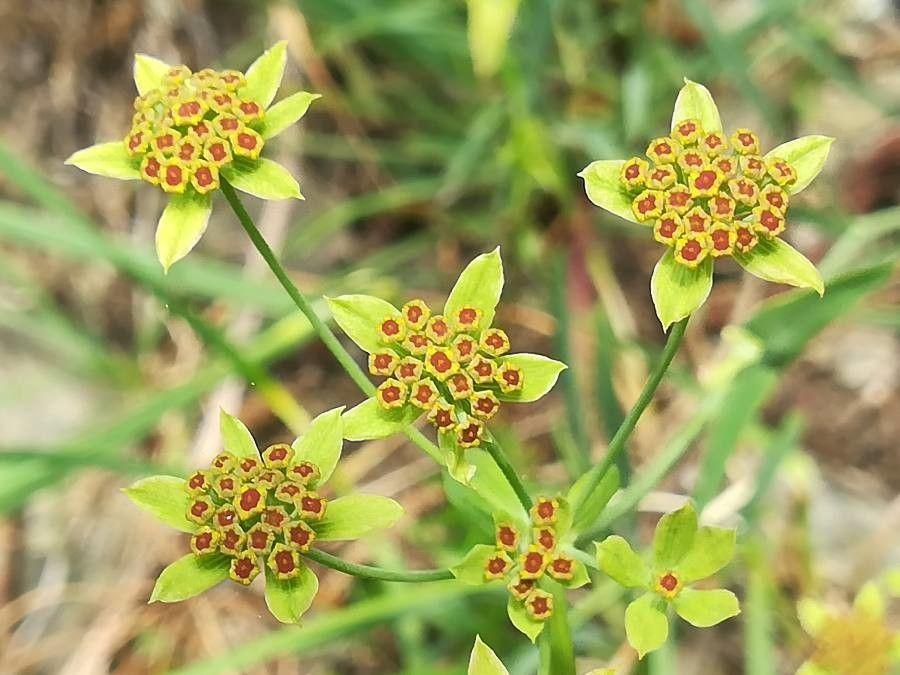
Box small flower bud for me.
[268,544,302,580]
[190,526,221,556]
[235,484,267,519]
[480,329,510,357]
[378,316,406,343]
[212,114,243,137]
[284,520,316,551]
[425,315,452,345]
[286,461,320,486]
[210,452,236,473]
[218,70,246,91]
[447,372,474,400]
[525,589,554,620]
[159,159,190,194]
[401,299,431,330]
[760,184,789,211]
[247,523,275,554]
[457,419,484,448]
[229,552,260,585]
[653,212,684,246]
[275,481,305,504]
[212,473,241,499]
[646,137,682,165]
[739,154,767,181]
[484,551,513,580]
[453,307,482,333]
[533,527,556,552]
[507,575,535,600]
[709,222,737,257]
[730,128,760,155]
[547,555,575,581]
[495,523,519,552]
[766,156,797,186]
[261,443,294,469]
[164,65,192,86]
[427,402,457,432]
[655,571,682,599]
[203,138,233,166]
[403,332,430,356]
[699,131,729,156]
[219,524,246,555]
[451,334,478,364]
[190,162,219,194]
[424,346,458,381]
[231,128,264,160]
[495,363,524,393]
[409,379,440,409]
[261,505,290,531]
[632,189,665,222]
[256,469,284,492]
[468,356,496,384]
[688,166,723,198]
[186,470,211,495]
[664,184,694,214]
[236,456,262,479]
[728,177,760,206]
[752,205,786,237]
[709,193,736,221]
[647,164,678,190]
[395,356,424,383]
[734,224,759,253]
[530,498,559,526]
[676,149,707,175]
[674,232,712,268]
[376,378,408,409]
[187,495,215,524]
[471,390,500,420]
[214,505,239,529]
[712,155,738,178]
[519,545,549,579]
[683,206,712,234]
[673,119,703,145]
[299,492,327,521]
[619,156,648,189]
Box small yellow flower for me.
[676,149,707,174]
[654,571,684,600]
[739,154,767,181]
[519,545,550,579]
[231,127,264,160]
[646,164,678,190]
[457,419,484,448]
[403,332,430,356]
[409,379,439,409]
[378,316,406,343]
[480,328,510,357]
[495,362,524,393]
[468,355,496,384]
[484,551,513,580]
[452,306,482,333]
[653,212,684,246]
[752,204,786,237]
[674,232,711,267]
[619,156,649,189]
[699,130,729,156]
[733,223,759,253]
[709,193,736,221]
[495,522,519,551]
[229,552,260,585]
[425,315,452,345]
[427,401,457,432]
[728,177,760,206]
[632,189,665,222]
[447,371,474,400]
[663,184,693,214]
[451,333,478,363]
[760,184,789,212]
[401,299,431,330]
[268,544,301,580]
[424,346,458,381]
[672,118,703,145]
[376,378,408,409]
[190,162,219,195]
[394,356,424,383]
[688,165,723,198]
[471,390,500,420]
[683,205,712,234]
[712,155,738,178]
[730,128,760,155]
[646,136,682,165]
[368,350,399,376]
[709,222,736,257]
[766,156,798,186]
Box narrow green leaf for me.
[578,160,638,223]
[260,91,321,139]
[451,544,500,585]
[595,535,650,588]
[219,409,259,459]
[155,191,212,272]
[149,553,231,603]
[507,595,546,642]
[264,564,318,624]
[670,79,722,134]
[341,398,421,441]
[625,593,669,659]
[240,41,287,108]
[735,237,824,296]
[123,475,194,533]
[650,249,713,330]
[444,247,504,330]
[652,502,698,569]
[764,135,834,194]
[291,406,345,485]
[134,54,170,95]
[313,494,404,541]
[468,635,510,675]
[676,526,736,583]
[674,588,740,627]
[569,466,620,534]
[222,159,302,201]
[495,353,567,403]
[326,294,401,354]
[64,142,141,181]
[466,0,520,78]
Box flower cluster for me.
[480,497,583,622]
[623,124,796,267]
[127,65,265,195]
[184,443,326,586]
[371,298,522,449]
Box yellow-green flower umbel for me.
[579,79,832,330]
[595,501,740,659]
[123,408,403,623]
[326,249,566,483]
[65,43,319,271]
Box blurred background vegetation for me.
[0,0,898,673]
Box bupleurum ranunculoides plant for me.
[123,408,403,623]
[579,79,833,329]
[452,495,590,642]
[65,42,318,271]
[595,501,740,658]
[795,573,900,675]
[327,248,567,482]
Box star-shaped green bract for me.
[65,42,319,272]
[595,501,740,658]
[123,408,403,623]
[579,79,832,330]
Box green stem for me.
[484,434,532,510]
[573,317,689,516]
[538,583,576,675]
[303,548,453,582]
[220,179,441,463]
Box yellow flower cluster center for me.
[370,299,524,448]
[482,497,573,621]
[620,120,797,267]
[125,65,266,195]
[184,444,324,585]
[811,612,894,675]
